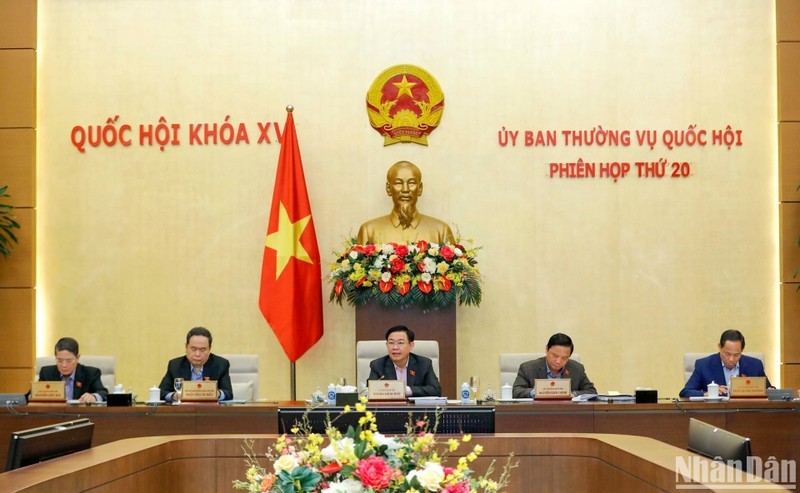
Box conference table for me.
[1,398,798,473]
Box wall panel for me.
[0,0,36,49]
[0,208,34,288]
[777,43,800,122]
[0,129,36,207]
[777,0,800,42]
[0,289,34,368]
[0,50,36,128]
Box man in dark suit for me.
[680,329,772,398]
[367,325,441,397]
[159,327,233,402]
[38,337,108,403]
[513,332,597,398]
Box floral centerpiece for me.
[233,401,515,493]
[328,239,482,310]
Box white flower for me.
[381,243,394,255]
[373,432,402,450]
[407,462,445,490]
[322,478,365,493]
[380,272,392,282]
[340,259,351,270]
[428,247,440,257]
[373,256,386,269]
[454,247,463,256]
[273,453,299,474]
[421,257,437,273]
[420,272,432,283]
[321,437,357,464]
[348,251,359,260]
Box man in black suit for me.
[367,325,441,397]
[38,337,108,403]
[158,327,233,402]
[513,332,597,398]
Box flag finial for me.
[286,104,294,113]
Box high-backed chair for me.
[498,352,581,389]
[218,354,259,401]
[35,355,117,390]
[356,340,439,389]
[682,352,764,382]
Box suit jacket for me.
[367,353,442,397]
[38,363,109,401]
[512,357,597,398]
[158,353,233,401]
[680,353,771,398]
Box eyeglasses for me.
[386,341,408,348]
[56,358,76,365]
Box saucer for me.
[704,396,724,401]
[144,400,165,405]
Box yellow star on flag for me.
[393,74,417,99]
[265,202,313,279]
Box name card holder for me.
[182,381,219,402]
[29,381,66,402]
[367,380,406,401]
[534,378,572,400]
[729,376,767,398]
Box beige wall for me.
[33,1,778,400]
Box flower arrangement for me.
[233,401,515,493]
[328,239,482,310]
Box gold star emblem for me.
[392,75,417,99]
[265,202,313,279]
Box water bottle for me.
[327,383,337,405]
[461,382,470,404]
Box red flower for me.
[416,240,429,253]
[355,276,366,287]
[454,243,465,252]
[363,244,377,256]
[390,257,405,274]
[418,281,432,294]
[416,261,426,272]
[440,245,455,262]
[397,282,411,295]
[351,245,365,254]
[354,456,393,490]
[320,462,342,475]
[394,244,409,257]
[436,276,452,292]
[379,279,393,293]
[334,279,344,296]
[443,481,471,493]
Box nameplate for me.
[182,380,218,402]
[534,378,572,399]
[367,380,406,401]
[729,376,766,398]
[29,381,66,402]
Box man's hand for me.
[78,393,96,403]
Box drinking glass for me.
[173,378,184,405]
[469,376,480,402]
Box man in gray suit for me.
[513,333,597,398]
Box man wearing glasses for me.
[366,325,441,397]
[158,326,233,402]
[38,337,108,403]
[680,329,772,398]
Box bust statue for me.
[357,160,455,245]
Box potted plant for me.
[0,185,20,257]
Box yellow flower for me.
[447,438,459,452]
[355,402,367,412]
[473,444,483,454]
[343,405,351,413]
[462,434,472,442]
[467,452,477,462]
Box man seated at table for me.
[367,325,442,397]
[37,337,108,403]
[159,326,233,402]
[680,329,772,398]
[513,332,597,398]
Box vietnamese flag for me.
[258,107,323,362]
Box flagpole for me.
[290,361,296,401]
